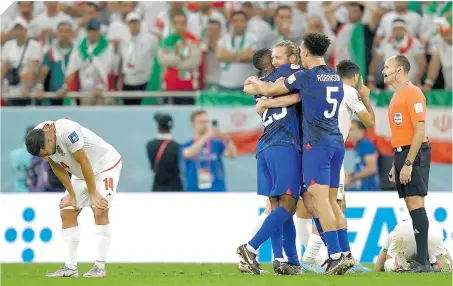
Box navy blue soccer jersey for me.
[284,65,344,148]
[255,64,302,154]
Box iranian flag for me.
[333,23,367,79]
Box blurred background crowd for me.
[1,1,451,194]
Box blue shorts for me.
[302,146,345,188]
[257,145,301,199]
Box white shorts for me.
[63,159,122,210]
[337,164,345,201]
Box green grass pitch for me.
[1,263,451,286]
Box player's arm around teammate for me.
[255,94,300,116]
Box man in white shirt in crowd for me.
[292,2,334,44]
[375,219,451,272]
[203,20,222,91]
[1,1,40,45]
[75,2,109,43]
[193,1,227,45]
[270,5,296,46]
[29,1,74,50]
[216,11,258,91]
[1,17,41,106]
[153,2,198,41]
[375,1,421,46]
[424,20,452,91]
[25,119,122,278]
[241,2,274,50]
[368,19,426,90]
[65,19,115,106]
[304,16,336,63]
[117,12,158,105]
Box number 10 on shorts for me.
[103,177,114,191]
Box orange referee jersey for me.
[387,82,429,148]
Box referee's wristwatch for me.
[404,160,413,166]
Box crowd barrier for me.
[1,192,451,264]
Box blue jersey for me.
[284,65,344,148]
[255,64,302,154]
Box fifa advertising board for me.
[0,193,451,263]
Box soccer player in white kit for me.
[375,220,452,272]
[25,119,122,278]
[301,60,376,272]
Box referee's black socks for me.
[410,207,429,265]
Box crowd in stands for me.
[1,1,451,106]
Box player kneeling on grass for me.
[26,119,122,278]
[375,219,452,273]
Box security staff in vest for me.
[146,113,183,192]
[383,55,431,272]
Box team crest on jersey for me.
[393,113,402,126]
[56,145,65,156]
[68,131,79,144]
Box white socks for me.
[295,218,312,248]
[94,224,111,270]
[62,226,80,270]
[251,213,268,237]
[302,233,323,264]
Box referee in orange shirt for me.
[382,55,431,272]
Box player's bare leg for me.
[83,207,111,278]
[46,209,81,278]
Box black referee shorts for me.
[394,142,431,198]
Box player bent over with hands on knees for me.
[26,119,122,278]
[374,219,451,273]
[244,33,356,275]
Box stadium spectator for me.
[271,5,295,45]
[1,17,41,106]
[375,1,422,45]
[292,2,333,45]
[75,2,108,43]
[108,2,148,45]
[117,12,158,105]
[153,2,198,41]
[65,18,115,105]
[181,110,237,192]
[425,19,452,91]
[157,12,202,103]
[193,1,227,42]
[35,21,74,106]
[368,19,426,89]
[325,1,380,79]
[146,113,183,192]
[27,156,65,192]
[10,127,34,192]
[203,20,222,91]
[1,1,37,45]
[28,1,74,50]
[241,2,274,49]
[345,120,380,192]
[304,16,336,62]
[217,11,258,91]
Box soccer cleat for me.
[238,260,268,274]
[300,262,324,273]
[334,253,355,275]
[433,254,451,272]
[46,266,79,278]
[82,265,106,278]
[272,259,284,275]
[237,244,261,275]
[280,263,303,275]
[398,261,433,273]
[323,254,353,275]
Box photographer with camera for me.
[180,110,237,192]
[1,17,41,106]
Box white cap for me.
[9,16,28,32]
[125,12,141,23]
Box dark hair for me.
[25,126,34,141]
[26,129,46,156]
[252,49,272,71]
[349,2,365,13]
[395,55,411,73]
[191,110,207,122]
[57,21,73,29]
[392,18,406,25]
[352,119,366,130]
[336,60,360,79]
[85,1,100,11]
[275,5,292,17]
[302,33,331,57]
[208,19,221,28]
[231,11,248,20]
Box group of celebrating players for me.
[237,32,451,275]
[22,32,451,278]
